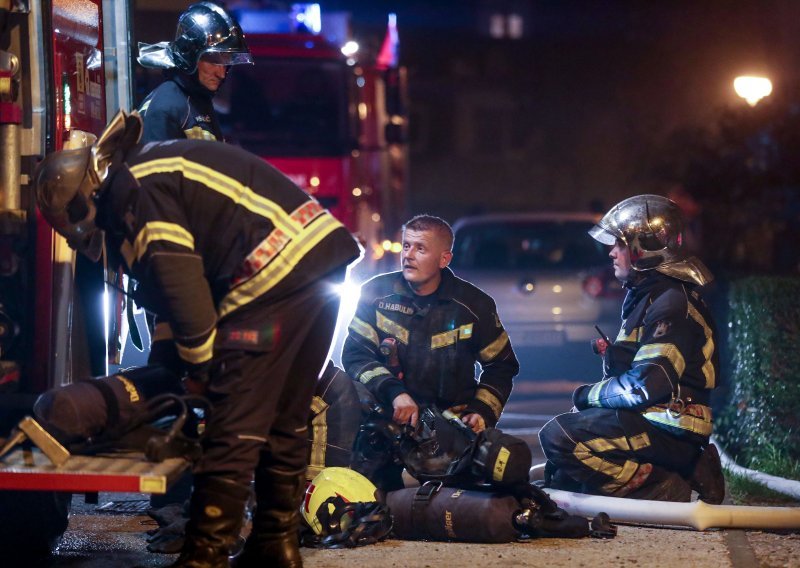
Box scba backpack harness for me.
[355,405,615,543]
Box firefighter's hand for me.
[183,376,207,395]
[392,393,419,428]
[462,413,486,434]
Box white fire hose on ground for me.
[711,436,800,501]
[544,488,800,530]
[537,438,800,530]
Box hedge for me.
[714,277,800,478]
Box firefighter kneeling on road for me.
[342,215,520,491]
[538,195,725,503]
[34,110,362,568]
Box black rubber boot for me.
[625,466,692,502]
[235,468,305,568]
[690,444,725,504]
[172,476,250,568]
[544,461,582,493]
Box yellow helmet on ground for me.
[301,467,379,536]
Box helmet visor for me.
[588,224,617,246]
[200,50,253,66]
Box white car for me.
[451,212,624,382]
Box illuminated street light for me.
[733,76,772,106]
[341,40,359,57]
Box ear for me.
[439,250,453,269]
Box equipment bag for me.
[33,365,206,461]
[387,482,522,543]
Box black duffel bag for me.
[387,482,595,543]
[387,483,522,543]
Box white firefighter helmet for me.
[301,467,379,536]
[589,194,713,286]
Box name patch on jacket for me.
[378,301,414,315]
[216,325,278,351]
[195,114,212,123]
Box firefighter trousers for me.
[193,267,346,492]
[538,407,701,496]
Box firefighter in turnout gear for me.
[539,195,725,503]
[34,110,362,567]
[342,215,519,489]
[137,1,252,142]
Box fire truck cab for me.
[219,5,408,270]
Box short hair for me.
[402,214,454,251]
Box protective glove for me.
[571,384,593,410]
[602,344,629,378]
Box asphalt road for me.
[31,383,800,567]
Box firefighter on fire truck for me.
[137,1,252,143]
[34,110,361,567]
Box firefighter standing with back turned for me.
[342,214,519,490]
[136,1,252,142]
[538,195,725,503]
[34,110,362,567]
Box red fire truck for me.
[0,0,188,553]
[218,7,408,269]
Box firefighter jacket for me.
[342,268,519,427]
[572,272,719,444]
[95,139,361,381]
[139,71,223,143]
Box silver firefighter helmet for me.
[138,2,253,73]
[35,110,142,262]
[588,194,713,286]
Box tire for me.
[0,490,72,558]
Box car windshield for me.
[451,220,609,270]
[217,58,352,157]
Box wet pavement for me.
[13,385,800,567]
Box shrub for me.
[714,277,800,479]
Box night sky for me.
[317,0,800,220]
[135,0,800,222]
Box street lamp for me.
[733,76,773,106]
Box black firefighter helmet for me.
[168,1,252,73]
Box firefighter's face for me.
[610,239,632,282]
[196,59,228,92]
[401,229,452,295]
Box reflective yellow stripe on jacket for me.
[349,316,379,347]
[129,158,302,240]
[132,221,195,261]
[219,213,341,317]
[175,328,217,365]
[129,157,345,317]
[633,342,686,377]
[642,404,713,437]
